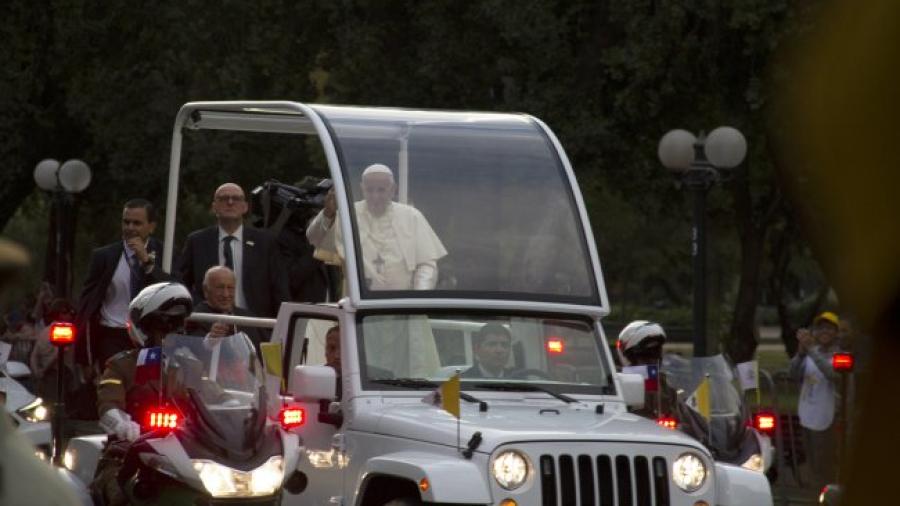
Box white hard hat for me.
[616,320,667,366]
[127,282,193,347]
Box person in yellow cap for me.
[790,311,844,492]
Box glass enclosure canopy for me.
[314,106,598,305]
[166,102,603,307]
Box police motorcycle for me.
[662,353,774,475]
[64,330,301,504]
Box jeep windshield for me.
[358,313,615,396]
[312,106,600,305]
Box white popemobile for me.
[172,102,772,505]
[72,101,775,505]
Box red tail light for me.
[753,412,777,434]
[145,408,178,430]
[279,407,305,429]
[832,352,854,373]
[49,322,76,346]
[657,417,677,430]
[546,338,565,354]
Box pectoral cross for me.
[373,254,385,274]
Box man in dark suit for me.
[461,323,515,379]
[185,266,266,350]
[75,199,169,373]
[178,183,290,318]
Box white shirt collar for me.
[218,225,244,242]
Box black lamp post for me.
[33,159,92,299]
[658,127,747,356]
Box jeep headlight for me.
[192,456,284,497]
[492,450,530,490]
[672,452,707,493]
[18,398,49,423]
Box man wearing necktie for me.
[75,199,169,376]
[178,183,290,319]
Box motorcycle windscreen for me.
[662,354,749,459]
[162,333,268,457]
[313,106,600,305]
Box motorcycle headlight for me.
[741,453,764,473]
[18,398,49,423]
[672,452,707,493]
[192,456,284,498]
[492,450,531,490]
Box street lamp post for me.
[658,127,747,356]
[33,159,92,299]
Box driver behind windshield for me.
[93,282,192,505]
[462,323,514,379]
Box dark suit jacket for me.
[177,225,290,318]
[75,237,168,366]
[185,301,268,352]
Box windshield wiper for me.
[371,378,489,411]
[472,382,578,404]
[371,378,437,389]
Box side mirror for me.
[4,361,32,379]
[289,365,336,402]
[616,372,645,409]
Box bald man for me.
[307,164,447,290]
[178,183,290,317]
[186,266,267,349]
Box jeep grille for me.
[538,453,670,506]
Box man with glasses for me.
[462,323,514,378]
[178,183,289,318]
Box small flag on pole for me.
[422,373,461,419]
[736,360,759,391]
[622,364,659,392]
[260,342,285,391]
[736,360,762,406]
[685,375,711,422]
[135,347,162,385]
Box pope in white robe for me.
[306,163,447,290]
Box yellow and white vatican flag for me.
[260,342,285,412]
[422,373,462,452]
[422,373,461,419]
[685,375,712,422]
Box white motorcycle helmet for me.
[616,320,666,366]
[127,282,193,347]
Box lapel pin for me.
[246,240,255,247]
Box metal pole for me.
[54,191,65,298]
[691,182,708,356]
[52,346,66,466]
[836,373,848,482]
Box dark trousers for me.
[94,325,133,369]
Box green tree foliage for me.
[1,0,825,358]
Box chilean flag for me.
[135,347,162,385]
[622,364,659,392]
[644,364,659,392]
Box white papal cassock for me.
[307,200,447,290]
